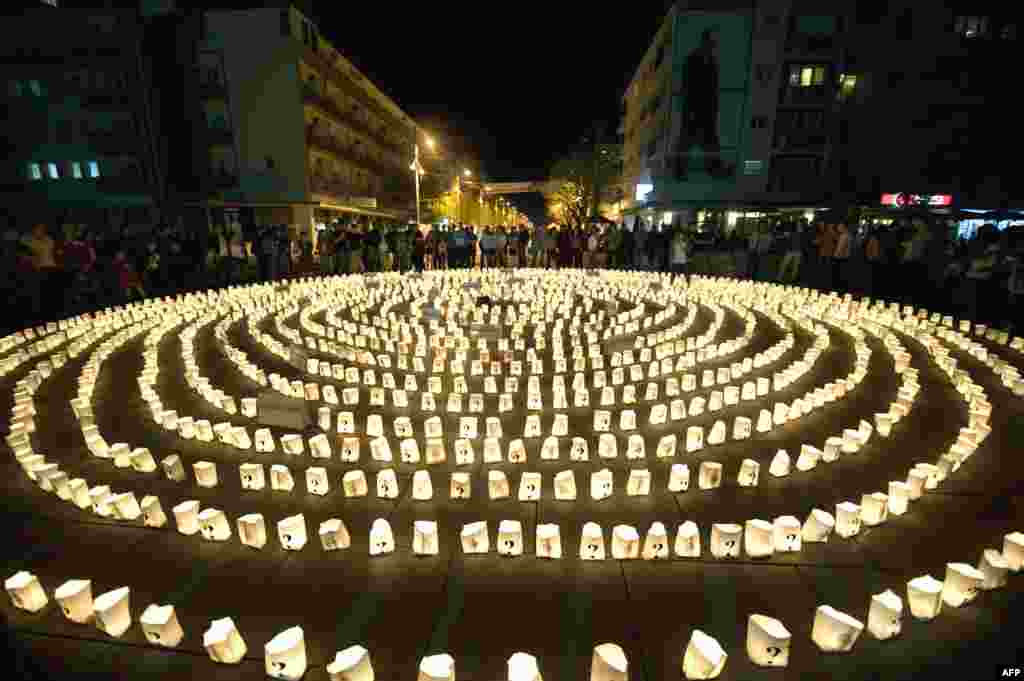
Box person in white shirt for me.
[670,227,690,278]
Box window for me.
[72,162,83,179]
[789,65,826,87]
[47,162,59,179]
[29,79,43,96]
[744,160,765,175]
[837,73,858,99]
[752,116,768,129]
[955,16,989,38]
[87,161,100,178]
[28,163,42,180]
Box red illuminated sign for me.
[881,193,953,208]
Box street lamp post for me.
[411,143,422,226]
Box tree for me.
[544,123,621,227]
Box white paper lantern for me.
[683,629,727,679]
[867,590,902,640]
[271,465,295,492]
[675,521,700,557]
[94,586,132,638]
[498,520,524,556]
[978,549,1009,590]
[141,603,184,648]
[747,614,790,667]
[1003,532,1024,571]
[795,445,821,472]
[591,469,613,500]
[801,597,862,653]
[906,575,944,620]
[941,562,984,607]
[413,521,439,556]
[698,462,722,490]
[55,578,92,623]
[535,523,562,560]
[768,515,800,553]
[238,513,267,549]
[710,523,742,558]
[802,509,835,543]
[198,508,232,541]
[737,459,759,487]
[411,470,433,501]
[860,492,888,526]
[418,654,455,681]
[626,469,651,496]
[461,521,489,554]
[327,646,373,681]
[425,439,446,465]
[686,426,704,453]
[835,502,861,538]
[581,522,606,561]
[756,409,772,433]
[519,472,542,501]
[278,514,308,551]
[591,642,627,681]
[611,525,640,559]
[173,500,201,535]
[204,617,247,664]
[162,454,186,482]
[669,463,690,492]
[642,522,669,560]
[744,519,774,558]
[5,571,48,612]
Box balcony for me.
[308,132,393,179]
[299,48,411,148]
[310,174,360,198]
[302,84,405,159]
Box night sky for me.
[313,1,674,223]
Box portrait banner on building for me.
[663,12,753,193]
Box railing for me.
[301,84,405,159]
[308,133,394,179]
[300,47,412,150]
[779,86,831,107]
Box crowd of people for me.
[4,213,1024,339]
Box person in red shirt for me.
[112,250,145,301]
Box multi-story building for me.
[0,4,162,230]
[621,0,1022,230]
[1,2,421,241]
[176,3,418,239]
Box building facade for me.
[188,4,418,239]
[621,0,1022,229]
[0,5,161,230]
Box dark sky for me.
[314,2,674,182]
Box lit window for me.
[47,163,59,179]
[744,160,765,175]
[790,65,826,87]
[29,80,43,96]
[28,163,42,180]
[838,73,858,99]
[72,162,83,179]
[955,16,989,38]
[87,161,100,178]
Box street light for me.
[463,169,471,177]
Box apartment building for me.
[621,0,1022,229]
[184,4,418,238]
[0,5,161,230]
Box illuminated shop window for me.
[47,162,59,179]
[72,162,83,179]
[88,161,100,178]
[28,163,42,180]
[789,65,826,87]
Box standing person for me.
[607,224,624,269]
[413,227,426,272]
[864,226,884,299]
[494,226,507,268]
[585,227,600,269]
[348,223,365,274]
[571,226,585,268]
[963,225,1002,324]
[545,224,559,268]
[634,223,648,270]
[902,220,931,308]
[815,223,837,290]
[532,222,547,268]
[435,227,447,270]
[515,224,528,267]
[364,224,381,273]
[777,225,802,283]
[558,225,573,268]
[480,226,496,268]
[622,222,635,269]
[832,223,852,293]
[256,224,275,281]
[464,223,478,269]
[21,222,58,322]
[670,227,690,278]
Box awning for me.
[316,201,410,220]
